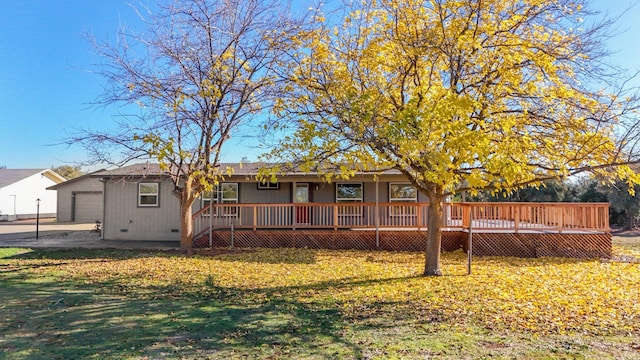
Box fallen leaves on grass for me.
[6,248,640,337]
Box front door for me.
[294,183,310,224]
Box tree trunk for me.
[179,177,195,255]
[180,199,194,255]
[424,192,444,276]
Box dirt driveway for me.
[0,218,95,239]
[0,218,179,250]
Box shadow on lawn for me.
[0,273,365,359]
[1,248,610,359]
[1,249,405,359]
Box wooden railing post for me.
[208,204,212,248]
[514,204,519,234]
[462,203,470,229]
[461,204,466,229]
[333,204,338,230]
[253,205,257,231]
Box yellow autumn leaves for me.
[270,0,638,199]
[19,247,640,337]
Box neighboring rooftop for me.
[0,169,65,188]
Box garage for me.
[73,192,103,223]
[47,171,105,223]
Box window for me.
[389,183,418,202]
[389,183,417,219]
[138,182,159,207]
[200,190,214,216]
[220,183,239,216]
[336,183,363,202]
[336,183,363,216]
[200,183,239,216]
[257,181,280,190]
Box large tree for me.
[267,0,640,275]
[51,165,85,180]
[70,0,302,253]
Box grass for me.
[0,238,639,359]
[612,234,640,259]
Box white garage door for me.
[74,193,103,223]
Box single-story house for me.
[90,163,612,259]
[92,163,428,241]
[47,170,105,223]
[0,168,65,221]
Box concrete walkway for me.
[0,219,180,250]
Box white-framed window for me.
[200,190,215,216]
[336,183,363,202]
[138,182,159,207]
[389,183,417,218]
[257,181,280,190]
[336,183,363,216]
[220,183,239,216]
[389,183,418,202]
[200,183,239,216]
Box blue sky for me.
[1,0,639,170]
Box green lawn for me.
[0,238,639,359]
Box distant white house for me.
[0,169,65,221]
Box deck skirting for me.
[194,229,611,259]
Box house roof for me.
[93,163,166,177]
[92,163,271,178]
[92,162,403,179]
[46,169,106,190]
[0,169,65,188]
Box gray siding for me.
[418,190,429,203]
[55,177,104,222]
[311,182,334,203]
[103,176,432,241]
[103,178,181,241]
[240,182,291,203]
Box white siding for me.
[0,172,59,219]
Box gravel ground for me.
[0,224,179,250]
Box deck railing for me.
[193,202,610,239]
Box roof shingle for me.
[0,169,47,188]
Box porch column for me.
[208,202,212,247]
[375,176,379,248]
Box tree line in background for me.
[50,165,84,180]
[467,178,639,230]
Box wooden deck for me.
[193,202,610,236]
[192,202,611,259]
